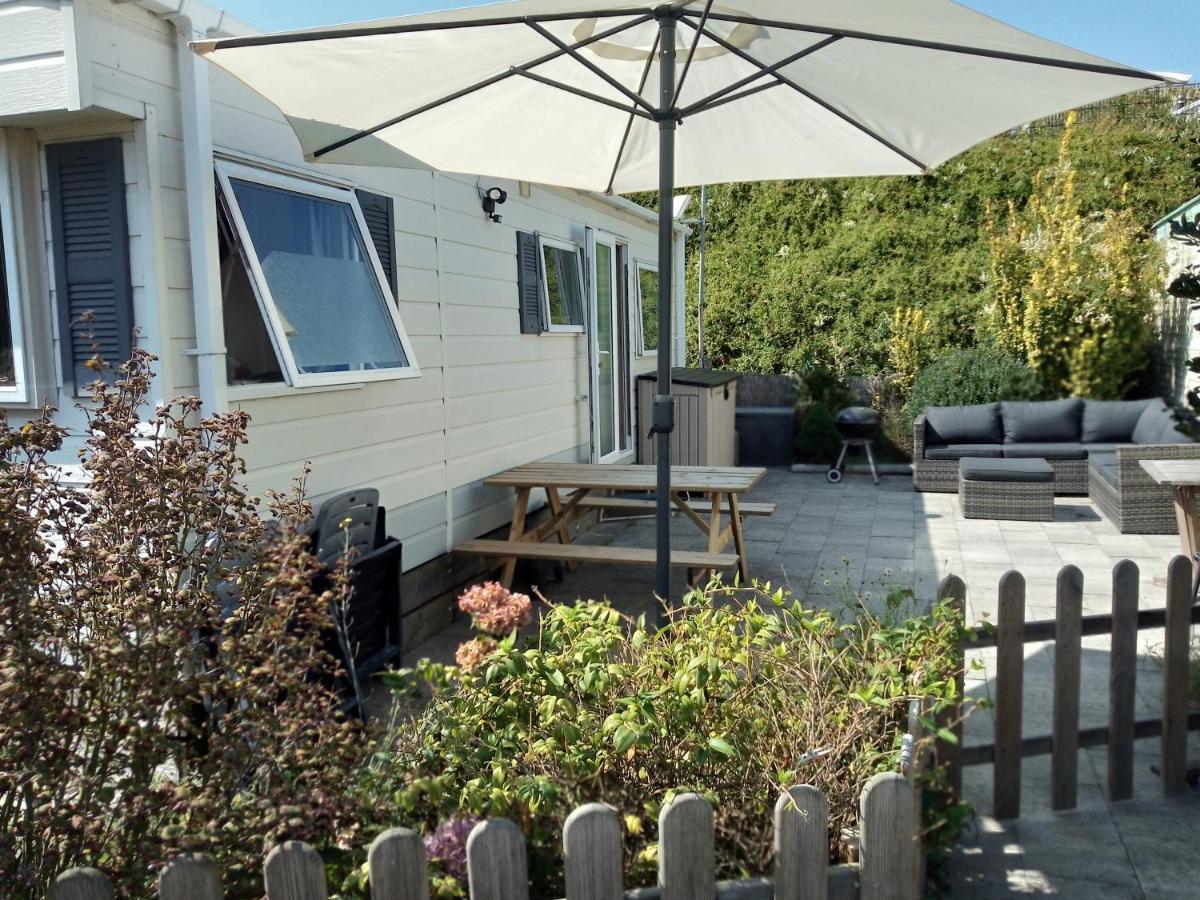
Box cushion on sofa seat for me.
[1081,398,1154,443]
[924,403,1001,445]
[925,443,1006,460]
[1087,451,1117,470]
[1093,462,1120,488]
[960,457,1054,483]
[1002,442,1088,460]
[1001,398,1083,443]
[1132,400,1172,444]
[1158,417,1193,444]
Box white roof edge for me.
[134,0,259,37]
[585,191,691,235]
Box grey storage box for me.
[637,368,737,466]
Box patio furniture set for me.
[913,397,1200,532]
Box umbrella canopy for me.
[195,1,1165,604]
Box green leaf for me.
[706,736,735,757]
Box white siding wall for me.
[12,0,675,573]
[0,0,73,118]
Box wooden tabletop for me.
[1139,459,1200,487]
[485,462,767,494]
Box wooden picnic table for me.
[1139,459,1200,560]
[456,462,771,589]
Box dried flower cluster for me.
[453,636,498,674]
[457,581,532,637]
[0,350,379,897]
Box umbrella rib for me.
[524,20,656,116]
[605,29,660,195]
[311,13,653,160]
[682,10,1167,82]
[683,80,784,118]
[511,68,653,118]
[686,20,929,173]
[671,0,714,109]
[678,34,841,118]
[198,7,653,51]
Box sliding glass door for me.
[589,231,631,462]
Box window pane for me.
[542,243,584,327]
[0,215,14,387]
[638,266,658,352]
[229,178,407,375]
[218,204,283,385]
[596,243,615,457]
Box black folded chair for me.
[309,489,403,715]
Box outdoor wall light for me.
[482,186,507,223]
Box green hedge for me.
[905,346,1047,427]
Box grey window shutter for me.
[356,189,397,297]
[46,138,133,391]
[516,230,543,334]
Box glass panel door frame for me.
[587,229,633,463]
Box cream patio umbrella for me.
[195,0,1166,602]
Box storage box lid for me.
[636,367,739,388]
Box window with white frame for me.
[635,261,658,355]
[538,236,585,332]
[0,139,27,403]
[214,160,417,388]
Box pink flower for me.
[457,581,533,637]
[424,815,479,880]
[454,637,497,673]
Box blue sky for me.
[221,1,1198,80]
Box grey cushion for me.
[1080,443,1122,455]
[1087,451,1117,470]
[1002,442,1088,460]
[960,457,1054,483]
[1131,400,1171,444]
[1093,462,1120,488]
[1158,417,1193,444]
[925,443,1006,460]
[1081,399,1154,443]
[924,403,1001,445]
[1001,399,1083,443]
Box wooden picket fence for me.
[935,555,1200,819]
[47,734,929,900]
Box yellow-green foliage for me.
[887,306,932,394]
[987,113,1165,398]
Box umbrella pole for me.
[653,11,677,616]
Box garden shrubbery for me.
[373,581,972,898]
[905,346,1048,428]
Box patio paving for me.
[403,468,1200,896]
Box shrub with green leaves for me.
[372,582,971,898]
[906,346,1048,428]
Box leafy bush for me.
[987,113,1164,398]
[375,582,971,898]
[906,346,1047,427]
[887,307,933,396]
[0,351,377,897]
[793,403,841,463]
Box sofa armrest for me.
[913,414,927,460]
[1114,443,1200,490]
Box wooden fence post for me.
[1051,565,1083,811]
[158,854,221,900]
[936,574,966,803]
[859,773,917,900]
[1162,555,1192,796]
[264,841,327,900]
[993,569,1025,820]
[368,828,429,900]
[563,802,623,900]
[658,792,715,900]
[1107,560,1139,802]
[48,868,112,900]
[773,785,827,900]
[467,819,529,900]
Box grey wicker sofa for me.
[914,398,1200,532]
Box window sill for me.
[227,381,366,402]
[542,328,585,336]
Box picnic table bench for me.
[455,463,770,589]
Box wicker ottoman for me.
[959,457,1054,521]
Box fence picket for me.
[1107,560,1139,802]
[993,570,1025,820]
[859,773,916,900]
[368,828,429,900]
[1051,565,1083,811]
[935,574,966,802]
[773,785,827,900]
[1161,555,1192,796]
[48,867,112,900]
[467,819,529,900]
[158,854,221,900]
[563,803,623,900]
[263,841,326,900]
[659,792,715,900]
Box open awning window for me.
[215,159,418,388]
